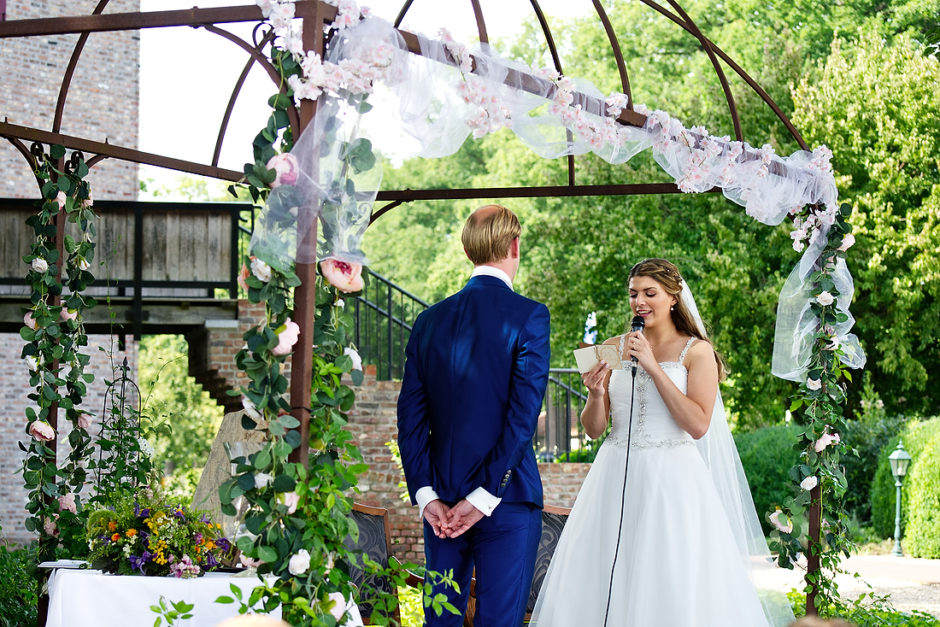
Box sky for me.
[138,0,595,196]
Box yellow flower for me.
[126,529,137,537]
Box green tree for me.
[791,31,940,417]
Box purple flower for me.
[200,514,211,524]
[173,508,186,520]
[138,507,151,519]
[129,551,151,574]
[206,553,219,569]
[216,538,231,552]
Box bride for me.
[530,258,794,626]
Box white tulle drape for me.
[255,14,864,380]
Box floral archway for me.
[2,0,865,622]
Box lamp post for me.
[888,440,913,557]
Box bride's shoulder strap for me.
[617,333,626,359]
[678,337,697,365]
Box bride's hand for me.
[627,331,655,370]
[581,361,610,397]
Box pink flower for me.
[250,256,272,282]
[278,491,300,515]
[814,432,841,453]
[58,493,77,514]
[77,412,93,430]
[60,308,78,322]
[769,509,793,534]
[272,318,301,356]
[320,258,364,293]
[839,233,855,251]
[43,517,59,537]
[800,476,818,491]
[326,591,347,621]
[55,191,67,210]
[29,421,55,442]
[237,263,250,291]
[23,312,38,330]
[266,152,300,188]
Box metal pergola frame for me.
[1,0,826,615]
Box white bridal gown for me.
[531,338,774,627]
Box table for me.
[46,568,363,626]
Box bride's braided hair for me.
[628,258,727,380]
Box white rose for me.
[326,591,347,620]
[79,258,91,271]
[839,233,856,251]
[800,476,819,491]
[815,291,835,307]
[769,509,793,534]
[242,397,263,422]
[288,549,310,575]
[250,257,272,282]
[344,347,362,371]
[806,377,822,391]
[31,257,48,273]
[254,472,273,490]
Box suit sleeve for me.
[476,302,551,497]
[396,315,433,505]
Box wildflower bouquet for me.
[85,489,233,578]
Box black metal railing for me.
[535,368,591,460]
[353,269,429,381]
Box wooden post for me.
[806,481,822,614]
[288,0,323,468]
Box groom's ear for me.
[509,237,520,259]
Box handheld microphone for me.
[630,315,645,376]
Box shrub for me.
[841,376,906,523]
[734,424,800,536]
[788,589,940,626]
[905,432,940,558]
[870,417,940,539]
[0,534,38,627]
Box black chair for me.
[345,502,401,625]
[525,505,571,622]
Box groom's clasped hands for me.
[424,499,485,539]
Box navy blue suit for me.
[397,274,550,626]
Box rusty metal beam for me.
[0,5,266,38]
[374,182,713,202]
[0,121,244,181]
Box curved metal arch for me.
[665,0,741,141]
[638,0,808,150]
[53,0,112,134]
[591,0,633,107]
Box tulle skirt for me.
[530,441,771,626]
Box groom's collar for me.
[470,265,513,290]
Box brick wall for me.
[0,335,139,544]
[345,367,592,564]
[0,0,140,200]
[0,1,141,544]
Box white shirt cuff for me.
[415,486,440,520]
[466,487,501,517]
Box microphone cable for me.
[602,356,638,627]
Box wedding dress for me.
[530,335,792,626]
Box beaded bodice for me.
[606,336,696,449]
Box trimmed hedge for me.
[906,431,940,558]
[734,424,800,536]
[870,417,940,542]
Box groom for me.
[397,204,551,626]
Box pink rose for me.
[60,308,78,322]
[58,493,77,514]
[278,491,300,515]
[320,258,364,293]
[29,421,55,442]
[55,191,67,210]
[814,432,841,453]
[272,318,301,356]
[237,263,250,291]
[43,517,59,537]
[239,553,263,568]
[24,312,38,330]
[266,153,300,188]
[77,412,93,430]
[769,509,793,534]
[839,233,855,251]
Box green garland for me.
[767,202,857,610]
[20,145,97,560]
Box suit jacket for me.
[397,275,551,508]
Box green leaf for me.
[257,545,278,563]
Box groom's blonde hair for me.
[462,204,521,265]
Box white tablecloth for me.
[47,569,363,627]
